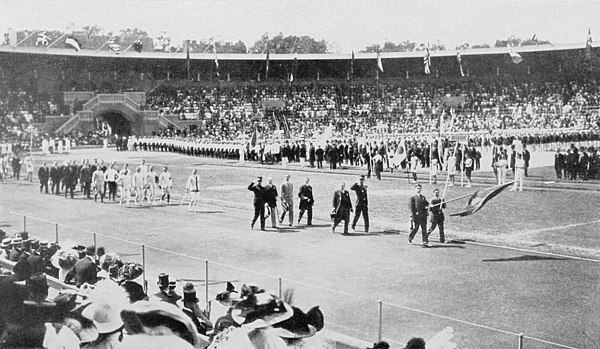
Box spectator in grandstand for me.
[50,247,79,282]
[408,184,430,247]
[152,273,182,305]
[179,282,213,336]
[159,166,173,204]
[405,337,426,349]
[64,245,98,287]
[279,174,294,226]
[297,177,314,226]
[185,168,201,212]
[265,177,279,229]
[350,175,369,233]
[331,182,352,235]
[249,176,267,230]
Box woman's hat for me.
[81,301,124,334]
[272,305,324,339]
[50,248,80,270]
[119,262,144,281]
[215,282,239,306]
[120,300,200,348]
[232,284,293,329]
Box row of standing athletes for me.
[37,159,174,207]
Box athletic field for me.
[1,148,598,349]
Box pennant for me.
[377,49,383,72]
[213,43,219,76]
[186,42,190,78]
[508,45,523,64]
[36,32,50,46]
[290,53,298,82]
[586,28,592,59]
[65,36,81,51]
[456,52,464,77]
[350,50,355,75]
[424,47,431,74]
[132,40,143,53]
[450,182,514,217]
[265,49,270,80]
[249,128,258,148]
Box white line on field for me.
[516,219,600,235]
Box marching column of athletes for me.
[37,158,173,207]
[36,159,446,245]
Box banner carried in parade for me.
[450,181,514,217]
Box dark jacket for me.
[409,194,429,220]
[298,184,314,210]
[265,185,278,208]
[429,197,446,221]
[248,182,266,206]
[350,182,368,207]
[65,256,98,287]
[38,166,49,182]
[332,189,352,217]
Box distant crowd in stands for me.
[0,227,337,349]
[146,79,600,141]
[0,89,63,124]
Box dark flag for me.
[132,40,143,53]
[424,46,431,74]
[186,41,190,79]
[250,128,258,148]
[350,50,355,76]
[450,181,514,217]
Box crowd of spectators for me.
[0,89,63,124]
[0,227,333,349]
[146,79,600,142]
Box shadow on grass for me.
[482,255,567,262]
[428,244,465,249]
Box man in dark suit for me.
[315,145,324,169]
[408,184,430,247]
[248,176,266,230]
[308,142,316,168]
[297,177,314,226]
[554,148,565,180]
[37,162,49,194]
[331,182,352,235]
[426,188,446,243]
[65,245,98,287]
[523,146,531,177]
[79,161,93,199]
[350,175,369,233]
[49,162,61,195]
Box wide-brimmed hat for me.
[81,301,124,334]
[120,300,200,347]
[0,238,11,248]
[232,284,293,329]
[215,282,239,306]
[50,248,80,270]
[11,237,23,245]
[271,305,324,339]
[119,262,144,281]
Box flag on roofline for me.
[586,28,592,59]
[265,48,270,80]
[449,181,514,217]
[65,36,81,51]
[350,50,355,75]
[508,44,523,64]
[36,32,50,47]
[456,52,464,77]
[213,42,219,77]
[424,46,431,74]
[108,37,121,53]
[132,40,143,53]
[377,49,383,72]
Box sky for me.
[2,0,600,52]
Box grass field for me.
[1,147,598,349]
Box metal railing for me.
[54,114,79,134]
[3,211,581,349]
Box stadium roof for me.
[0,42,588,61]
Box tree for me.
[471,43,491,49]
[249,33,329,54]
[361,40,416,52]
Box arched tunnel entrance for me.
[100,111,132,136]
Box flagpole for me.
[96,35,114,52]
[122,35,144,53]
[432,180,517,208]
[14,30,39,48]
[45,32,68,50]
